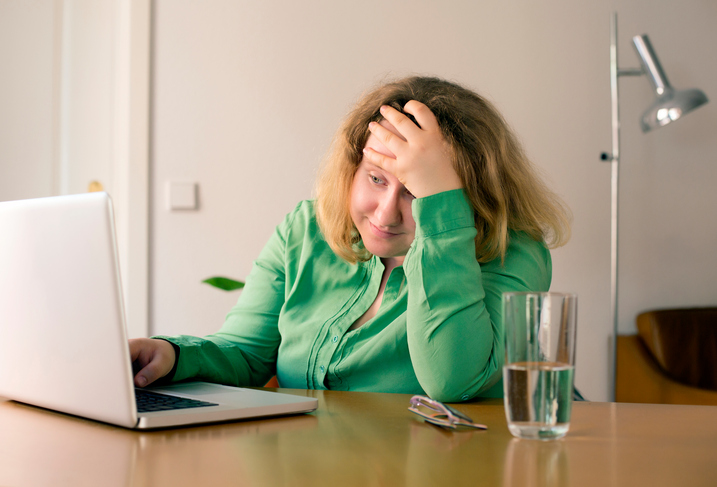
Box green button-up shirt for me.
[159,189,551,402]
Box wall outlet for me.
[166,181,198,211]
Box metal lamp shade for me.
[633,35,709,132]
[640,88,709,132]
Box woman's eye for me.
[370,175,384,185]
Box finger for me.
[378,119,406,142]
[133,349,172,387]
[362,146,396,174]
[364,120,400,160]
[378,105,422,140]
[368,120,407,156]
[134,361,163,388]
[402,100,440,132]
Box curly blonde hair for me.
[315,76,571,264]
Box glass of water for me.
[502,292,577,440]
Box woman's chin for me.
[363,240,409,262]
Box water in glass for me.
[504,361,574,440]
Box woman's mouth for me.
[369,222,400,238]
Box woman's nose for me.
[374,192,402,226]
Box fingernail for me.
[137,376,147,387]
[368,121,376,129]
[379,105,387,113]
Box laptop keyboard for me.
[135,389,219,413]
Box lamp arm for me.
[633,35,672,95]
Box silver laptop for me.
[0,192,317,429]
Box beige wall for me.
[0,1,58,201]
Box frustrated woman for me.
[130,76,570,402]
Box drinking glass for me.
[502,292,577,440]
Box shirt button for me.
[461,394,470,401]
[332,336,338,343]
[319,366,325,373]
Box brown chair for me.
[264,376,280,388]
[616,307,717,405]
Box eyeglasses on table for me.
[408,395,487,430]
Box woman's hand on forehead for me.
[362,101,463,199]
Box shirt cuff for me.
[411,189,474,238]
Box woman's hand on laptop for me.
[129,338,176,387]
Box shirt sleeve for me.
[402,189,551,402]
[154,204,299,387]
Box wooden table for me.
[2,389,716,486]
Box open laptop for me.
[0,192,317,429]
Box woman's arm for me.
[403,189,551,402]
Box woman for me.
[130,76,570,402]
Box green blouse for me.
[158,189,551,402]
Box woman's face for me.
[349,121,416,266]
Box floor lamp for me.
[600,13,709,400]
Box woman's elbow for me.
[419,367,502,403]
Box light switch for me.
[166,182,198,211]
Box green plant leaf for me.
[202,276,245,291]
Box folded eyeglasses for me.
[408,395,487,430]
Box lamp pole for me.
[601,12,643,401]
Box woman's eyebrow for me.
[363,162,385,172]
